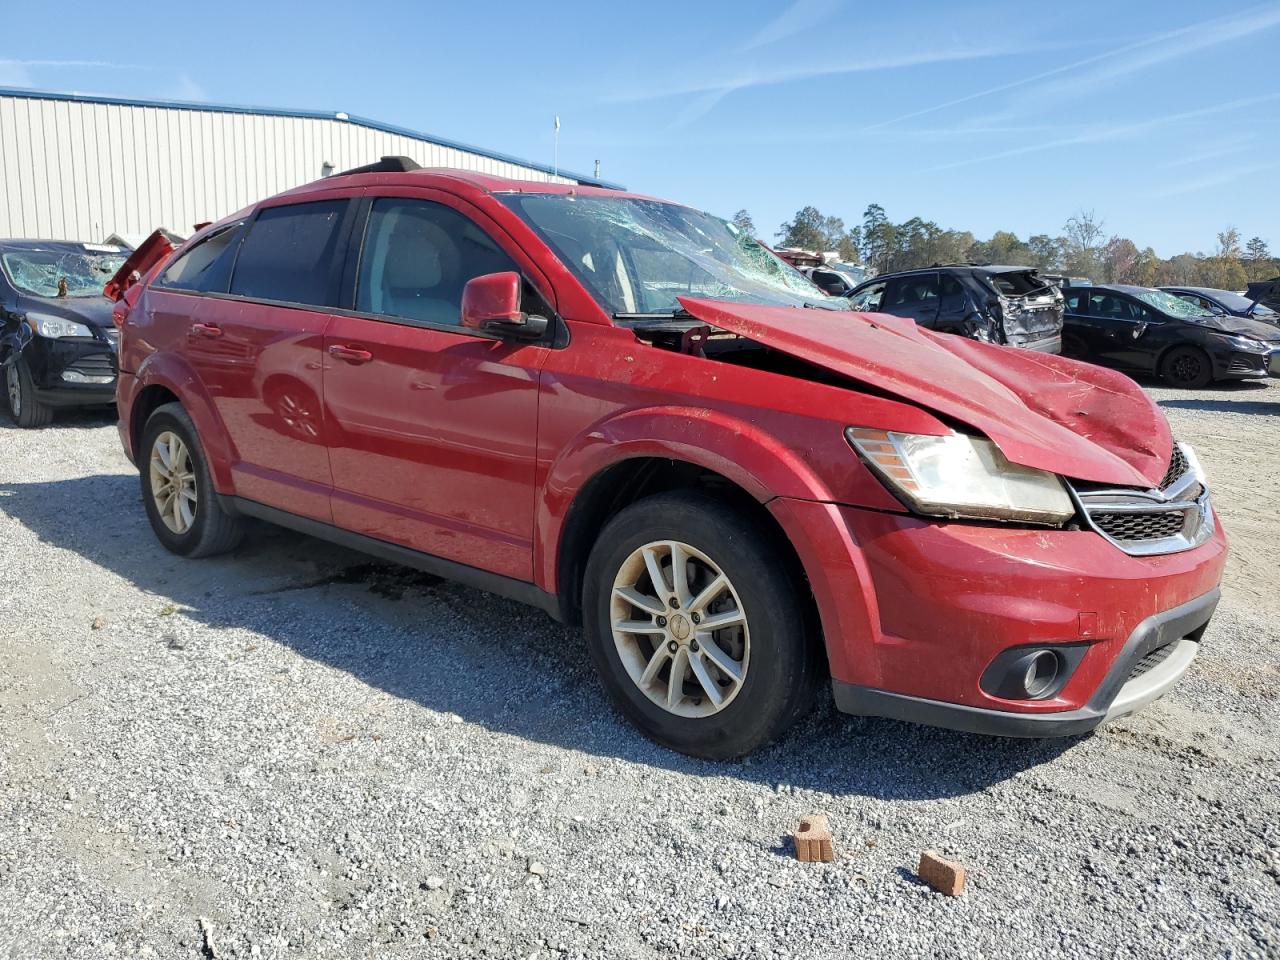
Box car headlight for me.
[846,427,1074,525]
[27,313,93,339]
[1224,334,1266,351]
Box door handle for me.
[328,344,373,364]
[190,322,222,338]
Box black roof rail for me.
[335,155,423,176]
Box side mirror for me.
[460,272,548,340]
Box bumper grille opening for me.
[65,353,116,377]
[1127,641,1178,682]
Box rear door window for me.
[1089,292,1142,321]
[155,221,244,293]
[884,273,940,308]
[229,200,349,307]
[355,198,521,327]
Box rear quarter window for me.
[155,222,244,293]
[230,200,348,307]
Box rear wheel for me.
[1160,346,1213,389]
[140,403,243,557]
[4,357,54,428]
[582,491,822,759]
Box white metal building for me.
[0,87,620,243]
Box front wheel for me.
[582,491,822,759]
[1160,346,1214,389]
[4,357,54,428]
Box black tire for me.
[1160,346,1214,389]
[4,356,54,428]
[582,491,823,759]
[1060,333,1089,359]
[139,402,244,557]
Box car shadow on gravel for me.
[0,471,1077,801]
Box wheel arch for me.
[132,354,239,490]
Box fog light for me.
[61,370,114,385]
[980,643,1085,701]
[1022,650,1059,698]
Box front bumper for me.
[1213,345,1280,380]
[832,589,1216,737]
[768,499,1228,737]
[24,336,118,406]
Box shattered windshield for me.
[1136,289,1214,319]
[500,194,823,315]
[1,249,126,298]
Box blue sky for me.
[2,0,1277,256]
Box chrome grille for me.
[1070,442,1212,557]
[1158,445,1188,490]
[1091,510,1185,542]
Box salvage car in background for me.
[846,265,1064,352]
[107,161,1224,758]
[1061,284,1280,388]
[1161,285,1280,328]
[0,240,126,427]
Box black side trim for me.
[833,587,1220,738]
[220,496,562,621]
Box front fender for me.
[134,352,239,493]
[533,404,902,593]
[0,322,32,367]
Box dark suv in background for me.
[1,239,126,427]
[846,265,1064,352]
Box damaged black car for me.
[845,265,1064,352]
[1061,284,1280,388]
[1,240,125,427]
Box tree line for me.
[730,205,1277,290]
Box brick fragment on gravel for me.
[793,814,835,862]
[918,850,966,896]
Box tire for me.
[4,356,54,428]
[582,491,823,759]
[139,402,244,557]
[1160,346,1214,389]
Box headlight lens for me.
[1225,334,1265,351]
[846,427,1074,525]
[28,313,93,339]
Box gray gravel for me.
[1,379,1278,960]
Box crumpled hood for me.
[678,297,1172,489]
[20,294,114,328]
[1184,313,1280,340]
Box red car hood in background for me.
[678,298,1172,489]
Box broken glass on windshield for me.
[2,250,126,299]
[500,194,824,316]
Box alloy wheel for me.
[149,430,197,534]
[1170,353,1203,386]
[610,540,750,718]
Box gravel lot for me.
[2,378,1278,960]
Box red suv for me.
[109,159,1227,758]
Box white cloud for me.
[739,0,842,52]
[919,92,1280,173]
[1149,162,1277,198]
[865,3,1280,131]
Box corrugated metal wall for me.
[0,93,581,242]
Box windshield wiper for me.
[613,309,697,321]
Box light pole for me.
[554,115,560,178]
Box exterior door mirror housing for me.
[460,272,548,340]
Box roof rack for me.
[335,155,423,176]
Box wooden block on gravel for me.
[917,850,966,896]
[793,814,835,862]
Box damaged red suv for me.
[109,159,1226,758]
